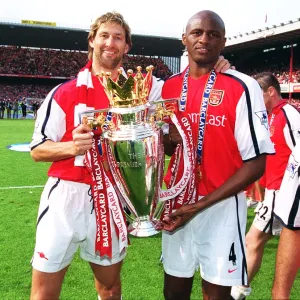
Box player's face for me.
[183,16,226,67]
[262,87,275,112]
[89,22,129,70]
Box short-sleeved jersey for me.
[274,141,300,229]
[162,69,274,196]
[265,101,300,190]
[30,73,164,184]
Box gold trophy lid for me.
[97,65,154,108]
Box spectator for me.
[0,99,5,119]
[12,100,19,119]
[20,98,27,119]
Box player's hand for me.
[163,123,182,156]
[168,123,182,146]
[72,124,93,156]
[155,203,200,232]
[214,55,232,73]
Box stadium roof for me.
[0,23,184,57]
[223,18,300,53]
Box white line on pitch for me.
[0,185,44,190]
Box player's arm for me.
[282,105,300,151]
[30,86,93,162]
[159,155,266,231]
[31,124,93,162]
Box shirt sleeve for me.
[30,85,66,150]
[148,76,164,102]
[234,75,275,161]
[282,104,300,151]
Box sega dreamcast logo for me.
[6,143,31,152]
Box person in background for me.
[21,98,27,119]
[6,98,13,119]
[272,141,300,299]
[0,98,6,119]
[231,72,300,299]
[12,99,19,119]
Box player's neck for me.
[269,97,282,113]
[91,62,121,81]
[189,61,216,79]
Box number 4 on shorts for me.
[229,242,237,265]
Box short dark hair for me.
[254,72,281,95]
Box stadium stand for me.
[0,18,299,110]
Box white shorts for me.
[162,193,248,286]
[274,154,300,229]
[31,177,126,273]
[253,189,282,235]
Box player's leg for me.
[90,261,123,300]
[30,267,68,300]
[244,225,272,283]
[202,280,231,300]
[195,195,248,299]
[81,188,126,300]
[231,189,280,299]
[162,220,196,300]
[272,228,300,299]
[245,189,281,283]
[30,178,88,299]
[164,273,194,300]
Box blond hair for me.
[88,12,132,60]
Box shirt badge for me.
[209,90,224,106]
[286,155,299,179]
[255,110,268,129]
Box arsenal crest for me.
[209,89,224,106]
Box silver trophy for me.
[80,66,173,237]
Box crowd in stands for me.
[0,46,86,77]
[0,83,51,100]
[288,98,300,109]
[245,68,300,84]
[1,46,300,113]
[0,46,172,80]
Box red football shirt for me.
[162,68,274,196]
[264,101,300,190]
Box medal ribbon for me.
[196,70,217,168]
[179,67,190,111]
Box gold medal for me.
[197,166,202,180]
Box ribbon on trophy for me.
[84,131,128,257]
[160,68,217,217]
[77,60,128,257]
